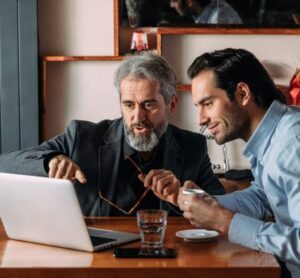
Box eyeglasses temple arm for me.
[99,192,130,215]
[128,186,152,214]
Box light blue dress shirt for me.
[217,101,300,278]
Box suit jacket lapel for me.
[97,122,184,215]
[98,120,124,215]
[162,126,184,181]
[160,126,184,212]
[97,119,137,215]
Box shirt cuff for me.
[228,213,263,251]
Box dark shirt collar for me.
[123,133,166,164]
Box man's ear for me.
[168,95,178,114]
[235,82,251,106]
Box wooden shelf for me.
[41,56,124,62]
[176,84,191,92]
[156,27,300,55]
[122,26,300,56]
[157,27,300,35]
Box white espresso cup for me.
[182,188,206,196]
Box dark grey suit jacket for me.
[0,118,224,216]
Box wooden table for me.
[0,217,280,278]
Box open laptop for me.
[0,173,140,252]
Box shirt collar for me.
[123,133,166,162]
[243,101,287,161]
[123,138,136,159]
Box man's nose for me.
[198,108,209,126]
[133,106,146,122]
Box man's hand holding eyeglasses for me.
[48,154,87,184]
[138,169,180,205]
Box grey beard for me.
[124,122,168,152]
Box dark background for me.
[121,0,300,27]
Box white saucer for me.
[176,229,219,242]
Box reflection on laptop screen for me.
[0,173,139,252]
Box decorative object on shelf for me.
[289,67,300,106]
[130,31,149,52]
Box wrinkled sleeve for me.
[0,121,78,176]
[217,137,300,267]
[228,213,300,266]
[215,183,273,219]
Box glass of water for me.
[137,209,168,250]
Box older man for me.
[178,48,299,277]
[0,53,224,216]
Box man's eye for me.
[123,103,133,108]
[145,103,155,110]
[204,102,212,107]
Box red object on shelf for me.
[289,68,300,106]
[130,31,149,51]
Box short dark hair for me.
[188,48,286,108]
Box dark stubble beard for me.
[124,120,168,152]
[214,106,249,145]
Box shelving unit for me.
[38,0,300,172]
[40,55,123,139]
[40,0,300,140]
[156,27,300,90]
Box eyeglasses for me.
[98,156,152,215]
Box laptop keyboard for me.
[90,235,117,246]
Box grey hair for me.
[114,52,177,103]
